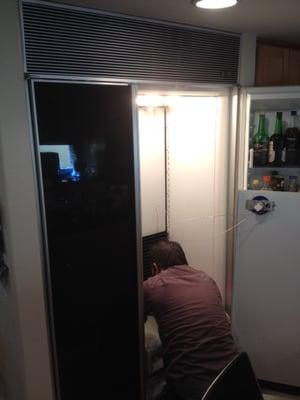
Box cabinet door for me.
[255,44,289,86]
[288,49,300,85]
[32,81,143,400]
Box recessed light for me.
[194,0,238,9]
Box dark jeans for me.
[160,379,211,400]
[159,384,184,400]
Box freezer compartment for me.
[232,190,300,387]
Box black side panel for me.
[34,82,141,400]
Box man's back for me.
[144,264,238,390]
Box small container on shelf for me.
[249,176,261,190]
[261,175,272,191]
[286,175,298,192]
[270,171,285,191]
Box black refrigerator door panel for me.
[33,82,141,399]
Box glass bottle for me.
[287,176,298,192]
[284,110,300,166]
[269,112,285,167]
[253,113,268,166]
[261,175,271,191]
[250,176,261,190]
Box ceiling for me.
[51,0,300,44]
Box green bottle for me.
[269,112,285,166]
[253,113,269,166]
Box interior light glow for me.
[136,95,182,108]
[194,0,237,9]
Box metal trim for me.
[225,86,241,312]
[164,107,168,232]
[131,84,146,400]
[24,74,236,92]
[18,0,28,73]
[27,79,62,400]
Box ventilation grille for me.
[143,231,169,281]
[22,1,240,84]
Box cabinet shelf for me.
[249,166,300,171]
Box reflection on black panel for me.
[34,82,141,400]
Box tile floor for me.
[263,390,300,400]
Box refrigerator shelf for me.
[249,167,300,171]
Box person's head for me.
[149,240,188,275]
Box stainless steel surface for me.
[132,83,146,400]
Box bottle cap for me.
[276,111,283,118]
[291,110,297,116]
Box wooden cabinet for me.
[255,41,300,86]
[288,49,300,85]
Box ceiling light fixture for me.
[194,0,238,9]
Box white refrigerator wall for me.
[232,190,300,386]
[138,108,166,236]
[138,94,230,297]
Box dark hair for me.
[149,240,188,269]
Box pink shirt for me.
[144,265,238,386]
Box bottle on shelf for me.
[269,111,285,167]
[251,178,261,190]
[286,175,298,192]
[270,171,285,191]
[284,110,300,166]
[261,175,271,191]
[253,112,269,166]
[249,147,254,169]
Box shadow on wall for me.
[0,372,7,400]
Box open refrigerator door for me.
[232,86,300,388]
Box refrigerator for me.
[231,86,300,388]
[31,81,143,400]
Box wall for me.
[239,33,257,87]
[0,1,54,399]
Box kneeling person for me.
[143,240,239,400]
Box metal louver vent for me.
[22,1,240,84]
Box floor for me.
[263,390,300,400]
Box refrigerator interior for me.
[233,88,300,388]
[242,90,300,192]
[138,91,232,399]
[137,92,230,295]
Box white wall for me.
[239,33,257,87]
[0,1,54,399]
